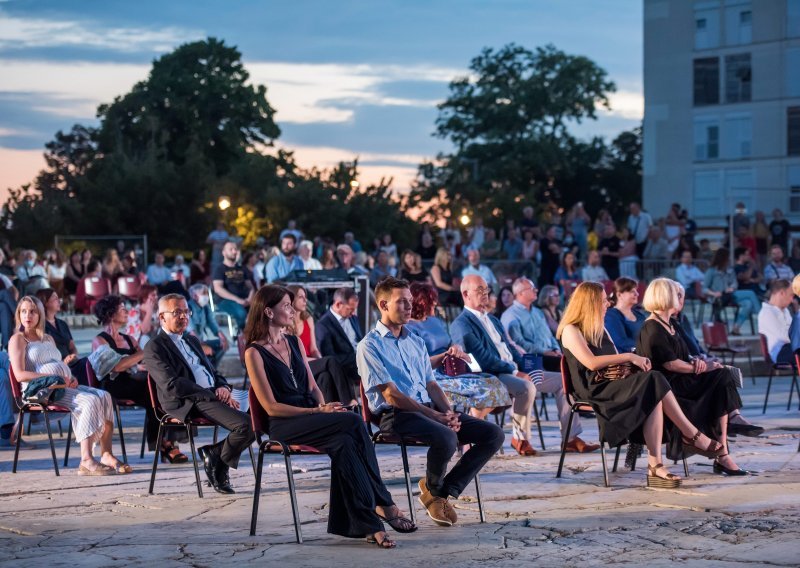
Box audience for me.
[17,249,49,294]
[316,287,363,382]
[430,247,460,307]
[266,234,304,283]
[763,244,794,285]
[703,248,759,335]
[187,284,229,368]
[604,277,647,354]
[675,251,705,299]
[190,249,210,285]
[397,249,429,283]
[537,284,562,336]
[461,248,498,292]
[212,240,254,330]
[580,250,609,283]
[124,284,158,347]
[757,279,795,365]
[146,252,172,288]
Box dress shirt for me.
[461,264,498,288]
[163,327,215,389]
[146,264,171,285]
[675,264,705,289]
[357,321,433,413]
[757,302,792,362]
[265,253,304,283]
[581,265,609,283]
[331,307,358,349]
[464,306,516,368]
[763,262,794,283]
[500,301,559,355]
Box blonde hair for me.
[556,282,606,347]
[792,274,800,297]
[15,295,46,340]
[642,277,678,313]
[433,247,451,270]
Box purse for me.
[23,376,67,406]
[442,354,470,377]
[595,362,634,382]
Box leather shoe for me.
[417,479,456,526]
[214,464,235,495]
[510,437,538,456]
[727,422,764,437]
[197,445,221,490]
[564,437,601,453]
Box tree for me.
[409,43,617,225]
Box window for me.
[695,118,720,160]
[694,57,720,105]
[696,18,706,30]
[694,8,720,49]
[790,165,800,212]
[788,48,800,98]
[723,115,751,158]
[789,107,800,156]
[790,0,800,37]
[725,54,751,103]
[693,170,722,216]
[725,4,752,45]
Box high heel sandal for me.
[713,453,749,476]
[160,444,188,464]
[646,463,682,488]
[681,430,724,459]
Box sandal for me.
[78,463,116,476]
[646,463,682,489]
[713,453,749,476]
[377,511,418,533]
[110,462,133,474]
[161,445,189,464]
[682,430,724,459]
[366,532,397,549]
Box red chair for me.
[758,334,799,413]
[85,360,148,463]
[237,334,250,390]
[701,322,755,384]
[563,280,580,301]
[602,280,614,297]
[359,382,486,524]
[117,276,141,304]
[9,367,72,476]
[82,277,112,314]
[248,389,325,541]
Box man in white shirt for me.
[460,248,498,291]
[675,251,705,299]
[298,240,322,270]
[757,279,794,364]
[580,251,610,283]
[627,202,653,258]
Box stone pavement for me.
[1,328,798,566]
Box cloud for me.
[0,12,202,53]
[604,89,644,120]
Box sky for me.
[0,0,644,201]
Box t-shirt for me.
[212,263,251,300]
[45,318,73,359]
[769,219,791,248]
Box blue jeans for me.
[732,290,759,327]
[216,299,248,329]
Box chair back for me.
[702,322,728,349]
[248,388,270,435]
[693,281,704,300]
[117,276,141,300]
[602,280,614,298]
[564,280,580,300]
[146,374,164,417]
[237,334,247,366]
[559,355,576,404]
[635,281,647,300]
[85,359,100,388]
[8,366,23,402]
[759,333,772,363]
[84,277,111,299]
[359,382,380,428]
[442,354,468,376]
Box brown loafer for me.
[564,437,601,453]
[511,437,538,456]
[418,478,457,525]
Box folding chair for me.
[208,292,237,339]
[759,334,799,413]
[83,277,112,315]
[701,322,755,384]
[359,383,486,524]
[117,276,142,304]
[237,334,250,391]
[9,367,72,476]
[248,389,325,541]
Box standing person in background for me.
[343,231,363,253]
[753,211,770,269]
[519,206,541,237]
[598,225,621,280]
[769,209,791,252]
[627,202,653,259]
[190,249,210,285]
[206,222,230,271]
[279,219,303,243]
[566,202,591,260]
[538,226,563,288]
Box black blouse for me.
[249,336,316,409]
[636,319,691,382]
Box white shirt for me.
[464,306,517,370]
[164,328,215,389]
[302,257,322,270]
[331,307,358,349]
[757,302,792,362]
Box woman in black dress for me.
[91,295,187,463]
[637,278,748,476]
[558,282,724,488]
[244,285,415,548]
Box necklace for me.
[653,313,674,332]
[268,336,298,390]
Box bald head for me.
[461,274,489,310]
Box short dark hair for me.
[281,233,297,243]
[769,278,791,297]
[94,294,124,326]
[734,247,748,260]
[375,277,409,302]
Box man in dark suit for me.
[143,293,254,494]
[316,287,362,381]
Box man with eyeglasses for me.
[500,277,599,454]
[143,294,254,494]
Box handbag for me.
[23,376,67,405]
[442,354,469,377]
[595,362,634,382]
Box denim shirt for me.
[500,301,559,355]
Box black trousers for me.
[270,412,393,538]
[380,408,504,499]
[190,399,254,469]
[309,357,355,403]
[101,372,163,449]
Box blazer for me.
[450,309,521,375]
[143,328,230,421]
[316,310,363,374]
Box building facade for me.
[643,0,800,226]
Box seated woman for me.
[285,284,356,406]
[9,295,127,475]
[554,251,581,295]
[494,285,514,319]
[636,278,748,476]
[35,288,84,376]
[604,277,647,353]
[537,284,562,336]
[92,295,187,463]
[558,282,724,488]
[703,248,759,336]
[124,284,158,348]
[397,249,430,284]
[244,285,415,548]
[405,282,511,419]
[430,247,460,307]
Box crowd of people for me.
[0,200,797,548]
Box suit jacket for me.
[143,328,230,421]
[316,310,362,375]
[450,309,522,375]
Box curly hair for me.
[410,281,438,320]
[93,294,124,326]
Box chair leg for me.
[763,369,774,414]
[555,409,575,478]
[540,393,549,421]
[682,456,689,478]
[612,444,622,472]
[187,425,204,498]
[213,425,219,446]
[284,452,303,544]
[63,416,73,467]
[399,443,415,524]
[25,412,32,435]
[58,419,63,438]
[532,394,545,451]
[473,474,486,523]
[747,352,755,385]
[140,415,147,459]
[600,442,609,488]
[248,443,257,477]
[250,447,266,536]
[789,369,800,411]
[114,402,128,464]
[43,411,60,476]
[12,411,25,473]
[149,422,165,494]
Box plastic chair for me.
[117,276,141,304]
[759,334,799,413]
[359,382,486,524]
[9,367,72,476]
[248,389,325,541]
[85,360,148,463]
[701,322,755,384]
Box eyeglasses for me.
[161,309,192,318]
[471,286,489,294]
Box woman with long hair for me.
[557,282,724,488]
[636,278,747,475]
[102,249,124,282]
[397,249,430,284]
[554,251,581,295]
[494,285,514,319]
[430,247,459,307]
[537,284,562,336]
[244,285,415,548]
[9,296,125,475]
[604,277,647,353]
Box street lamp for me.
[459,214,471,226]
[218,196,231,211]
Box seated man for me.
[580,251,609,283]
[265,233,303,283]
[16,249,49,294]
[451,275,598,455]
[146,252,172,287]
[357,277,504,527]
[461,248,498,292]
[212,240,254,330]
[143,293,254,494]
[764,244,795,286]
[187,283,229,368]
[758,279,794,365]
[675,251,705,299]
[316,287,362,379]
